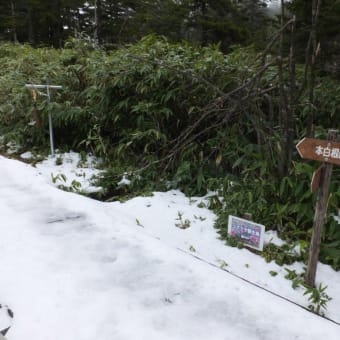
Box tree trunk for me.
[278,0,289,177]
[27,6,35,45]
[287,15,297,168]
[306,0,322,137]
[51,0,63,48]
[10,1,18,43]
[94,0,102,44]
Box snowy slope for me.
[0,155,339,340]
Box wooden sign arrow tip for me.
[296,137,306,158]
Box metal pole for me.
[46,85,55,157]
[25,84,62,157]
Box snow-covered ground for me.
[0,153,339,339]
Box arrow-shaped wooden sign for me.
[296,130,340,288]
[296,137,340,165]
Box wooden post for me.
[305,129,338,287]
[243,213,253,221]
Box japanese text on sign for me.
[296,138,340,166]
[315,145,340,159]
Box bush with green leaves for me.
[303,283,332,316]
[214,161,316,240]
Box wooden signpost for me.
[296,129,339,287]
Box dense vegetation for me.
[0,1,339,270]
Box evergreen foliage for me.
[288,0,340,77]
[0,0,269,51]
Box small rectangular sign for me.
[228,215,265,251]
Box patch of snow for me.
[20,151,33,160]
[0,155,339,340]
[118,174,131,186]
[264,230,286,246]
[35,151,102,194]
[5,141,20,154]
